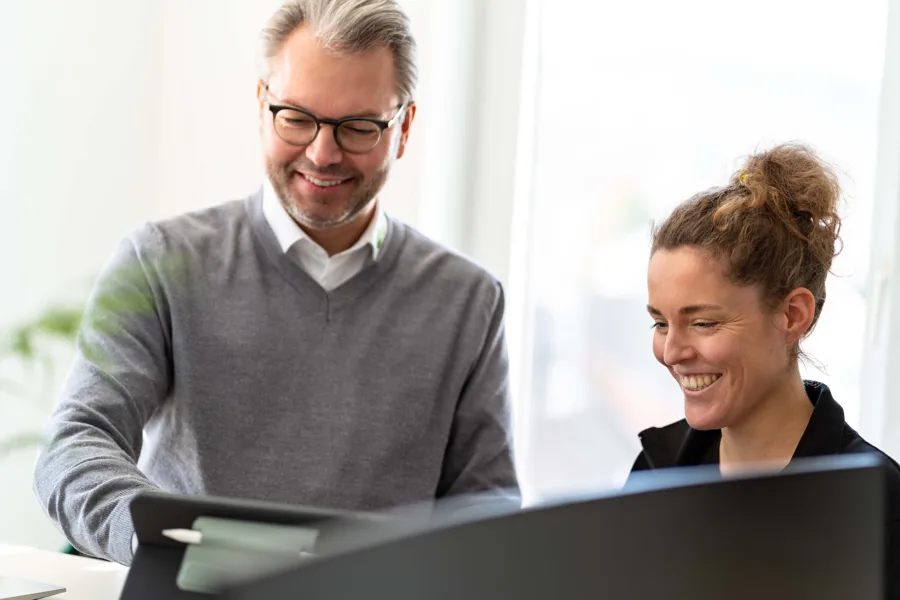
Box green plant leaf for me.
[2,251,186,397]
[1,305,84,406]
[33,307,83,339]
[9,328,34,360]
[3,306,82,361]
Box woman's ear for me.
[778,287,816,344]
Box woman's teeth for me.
[680,374,720,391]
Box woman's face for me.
[647,247,796,430]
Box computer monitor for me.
[222,454,886,600]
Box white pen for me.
[162,528,203,545]
[160,528,317,557]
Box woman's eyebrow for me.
[646,304,723,316]
[679,304,723,315]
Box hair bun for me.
[721,143,843,269]
[653,142,847,351]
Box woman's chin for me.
[683,407,726,431]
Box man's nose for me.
[305,125,343,167]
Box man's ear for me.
[256,80,268,127]
[779,287,816,345]
[395,102,417,159]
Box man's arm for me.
[437,282,520,507]
[33,227,172,565]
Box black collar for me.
[792,380,847,458]
[638,381,848,468]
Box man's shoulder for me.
[143,198,249,243]
[393,220,501,289]
[128,197,252,256]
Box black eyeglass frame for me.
[264,85,407,155]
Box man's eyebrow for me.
[271,98,389,120]
[351,110,388,119]
[646,304,723,316]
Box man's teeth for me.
[304,174,346,187]
[680,374,721,391]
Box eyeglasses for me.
[265,86,406,155]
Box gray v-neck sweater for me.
[33,191,518,565]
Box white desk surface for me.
[0,544,127,600]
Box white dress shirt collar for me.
[261,178,387,260]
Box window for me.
[517,0,889,501]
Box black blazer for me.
[631,381,900,600]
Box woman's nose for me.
[663,329,695,366]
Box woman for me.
[631,143,900,597]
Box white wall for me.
[0,0,163,549]
[151,0,275,219]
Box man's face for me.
[258,24,415,231]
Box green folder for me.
[175,516,319,594]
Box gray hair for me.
[259,0,418,103]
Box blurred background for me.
[3,0,900,552]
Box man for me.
[33,0,518,566]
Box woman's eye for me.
[651,322,668,331]
[694,322,717,329]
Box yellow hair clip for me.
[739,171,752,185]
